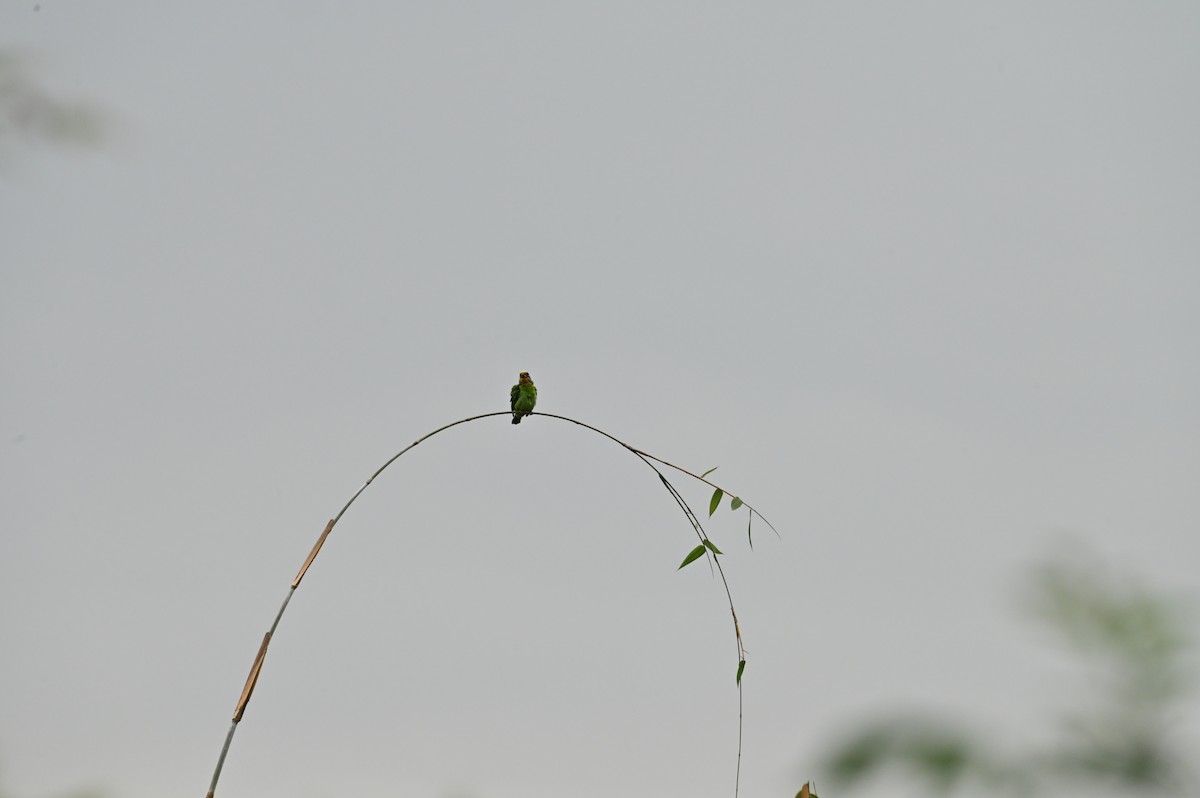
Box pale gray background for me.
[1,3,1197,798]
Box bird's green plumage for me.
[510,375,537,424]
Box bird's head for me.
[518,371,533,385]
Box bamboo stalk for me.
[232,632,272,722]
[204,410,772,797]
[293,519,336,588]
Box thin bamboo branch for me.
[205,410,773,797]
[293,519,335,588]
[533,412,781,538]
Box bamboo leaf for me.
[730,496,743,511]
[676,544,707,571]
[709,488,724,517]
[700,466,719,479]
[736,659,746,685]
[703,538,723,555]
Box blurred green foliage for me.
[820,553,1196,796]
[0,50,106,158]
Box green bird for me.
[510,371,537,424]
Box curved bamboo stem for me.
[205,410,770,797]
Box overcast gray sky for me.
[2,3,1198,798]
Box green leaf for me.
[700,466,719,479]
[747,512,753,550]
[730,496,743,511]
[709,488,724,517]
[736,659,746,685]
[703,538,723,555]
[677,544,707,571]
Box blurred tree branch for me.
[819,551,1196,796]
[0,50,106,159]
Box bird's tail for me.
[512,413,522,424]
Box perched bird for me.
[510,371,537,424]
